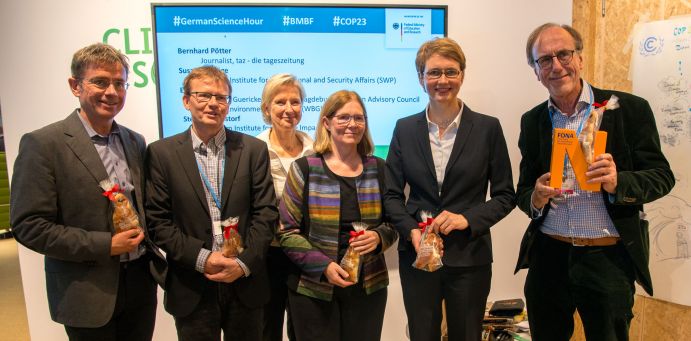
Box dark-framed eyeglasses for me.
[423,68,462,79]
[534,49,578,70]
[190,91,230,104]
[332,114,367,126]
[83,77,129,91]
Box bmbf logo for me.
[640,36,664,56]
[392,23,400,30]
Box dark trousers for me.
[65,256,157,341]
[399,249,491,341]
[263,246,296,341]
[288,283,387,341]
[525,231,636,341]
[174,281,262,341]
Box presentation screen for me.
[152,4,447,155]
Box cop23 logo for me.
[102,27,157,88]
[639,36,664,56]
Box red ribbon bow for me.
[593,100,608,108]
[418,222,427,232]
[223,223,239,240]
[349,230,365,242]
[102,183,122,201]
[418,217,434,233]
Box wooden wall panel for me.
[570,0,691,340]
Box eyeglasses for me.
[83,77,129,91]
[423,68,461,79]
[332,114,367,126]
[534,49,578,70]
[190,92,230,104]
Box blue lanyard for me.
[548,86,595,136]
[196,156,224,210]
[548,86,595,178]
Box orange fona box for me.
[550,128,607,192]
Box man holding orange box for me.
[515,23,674,340]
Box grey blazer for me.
[10,110,165,328]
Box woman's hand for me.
[350,230,380,255]
[410,228,422,253]
[324,262,354,288]
[432,210,469,235]
[409,227,444,257]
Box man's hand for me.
[204,253,245,283]
[350,231,380,255]
[532,172,562,209]
[323,262,354,288]
[432,210,468,235]
[110,228,144,256]
[586,153,618,194]
[203,251,226,275]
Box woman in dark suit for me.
[384,37,516,341]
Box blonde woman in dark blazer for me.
[384,38,515,341]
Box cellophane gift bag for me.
[221,217,243,257]
[340,222,368,283]
[100,180,141,235]
[580,95,619,165]
[412,211,443,272]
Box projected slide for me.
[152,5,446,150]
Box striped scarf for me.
[280,155,389,300]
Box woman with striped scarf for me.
[278,90,397,341]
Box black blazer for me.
[10,110,164,328]
[514,86,675,295]
[384,105,516,267]
[145,128,277,317]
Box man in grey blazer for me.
[145,65,277,340]
[10,43,164,340]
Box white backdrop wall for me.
[631,17,691,306]
[0,1,571,340]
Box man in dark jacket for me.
[515,23,675,340]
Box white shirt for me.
[426,101,463,195]
[256,128,315,199]
[257,128,314,246]
[539,81,618,239]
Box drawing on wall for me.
[677,224,689,259]
[648,193,691,260]
[656,76,691,146]
[632,17,691,306]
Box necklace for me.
[432,115,456,129]
[270,129,302,157]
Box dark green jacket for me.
[514,85,675,295]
